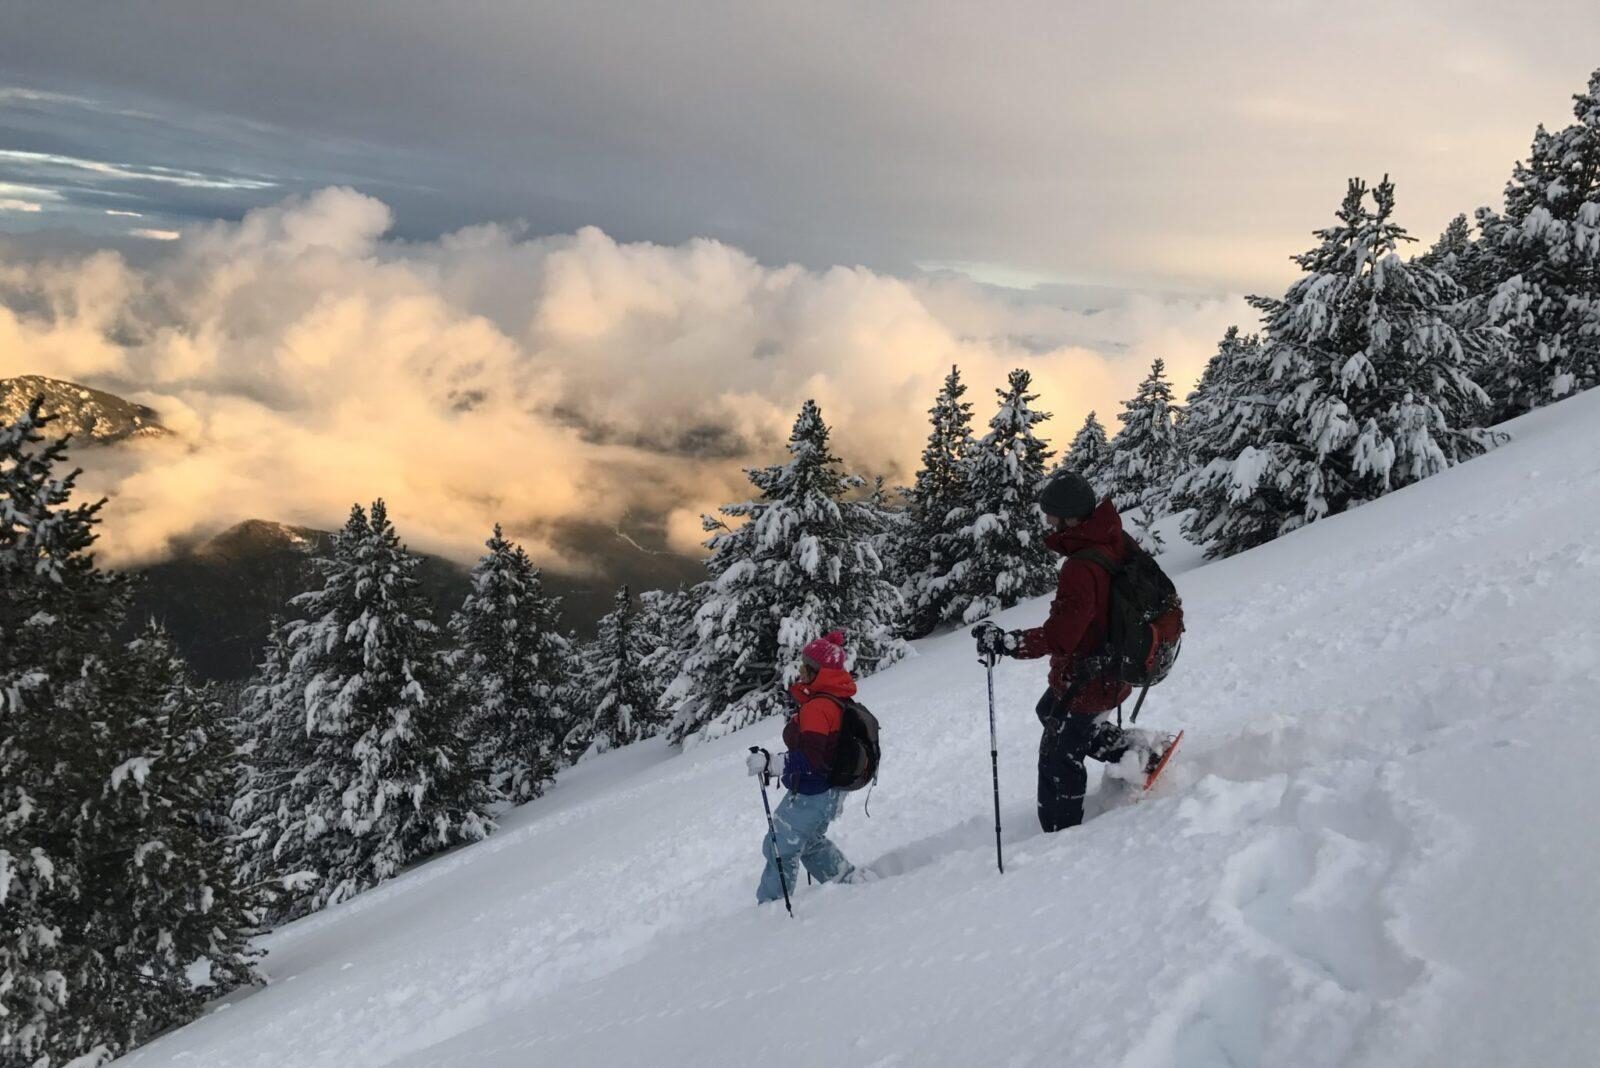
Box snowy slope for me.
[125,392,1600,1068]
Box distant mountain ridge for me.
[131,518,703,681]
[0,374,170,443]
[4,376,705,679]
[130,519,464,682]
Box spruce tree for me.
[1105,359,1184,550]
[237,501,492,920]
[70,624,261,1054]
[1176,328,1267,468]
[932,368,1055,624]
[1056,410,1112,493]
[636,585,701,719]
[1,399,124,1065]
[1418,213,1497,296]
[569,587,662,759]
[1479,69,1600,420]
[3,401,259,1065]
[666,400,906,743]
[901,365,976,637]
[1178,178,1495,557]
[1168,327,1286,556]
[446,525,570,802]
[864,475,910,594]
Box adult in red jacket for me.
[747,630,860,904]
[974,472,1160,832]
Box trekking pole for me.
[1127,683,1151,725]
[982,651,1004,875]
[749,746,793,917]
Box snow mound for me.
[124,392,1600,1068]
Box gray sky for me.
[3,1,1598,294]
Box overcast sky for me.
[4,1,1599,294]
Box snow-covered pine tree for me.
[446,525,570,802]
[1479,68,1600,420]
[902,365,976,637]
[231,616,317,917]
[666,400,906,744]
[1418,214,1493,295]
[237,501,492,920]
[864,475,911,594]
[1180,178,1495,557]
[69,623,261,1055]
[1105,358,1184,551]
[635,584,701,719]
[1055,410,1112,493]
[932,368,1055,624]
[3,400,260,1065]
[1168,327,1289,557]
[1,398,128,1065]
[568,586,662,759]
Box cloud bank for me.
[0,188,1246,572]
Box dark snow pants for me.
[1036,689,1133,832]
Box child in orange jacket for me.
[749,631,859,903]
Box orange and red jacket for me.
[1013,498,1134,715]
[780,666,856,794]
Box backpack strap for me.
[1068,547,1123,577]
[1065,548,1121,680]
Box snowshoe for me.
[1142,730,1183,792]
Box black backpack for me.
[1071,533,1184,688]
[819,695,881,792]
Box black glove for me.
[971,622,1019,659]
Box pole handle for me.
[749,744,774,787]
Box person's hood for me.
[790,666,857,703]
[1043,498,1124,558]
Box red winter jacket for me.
[781,666,856,794]
[1013,498,1134,715]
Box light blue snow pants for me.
[756,788,853,904]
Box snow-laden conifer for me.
[1105,359,1184,550]
[237,501,492,919]
[902,365,976,636]
[3,401,259,1065]
[1177,178,1495,556]
[932,369,1055,624]
[635,585,700,717]
[666,400,905,743]
[1055,410,1112,494]
[1479,69,1600,419]
[70,624,261,1055]
[1,398,126,1065]
[446,525,570,801]
[1169,327,1284,555]
[569,586,662,758]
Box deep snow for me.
[125,391,1600,1068]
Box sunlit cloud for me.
[1,188,1247,572]
[0,199,43,213]
[129,227,180,240]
